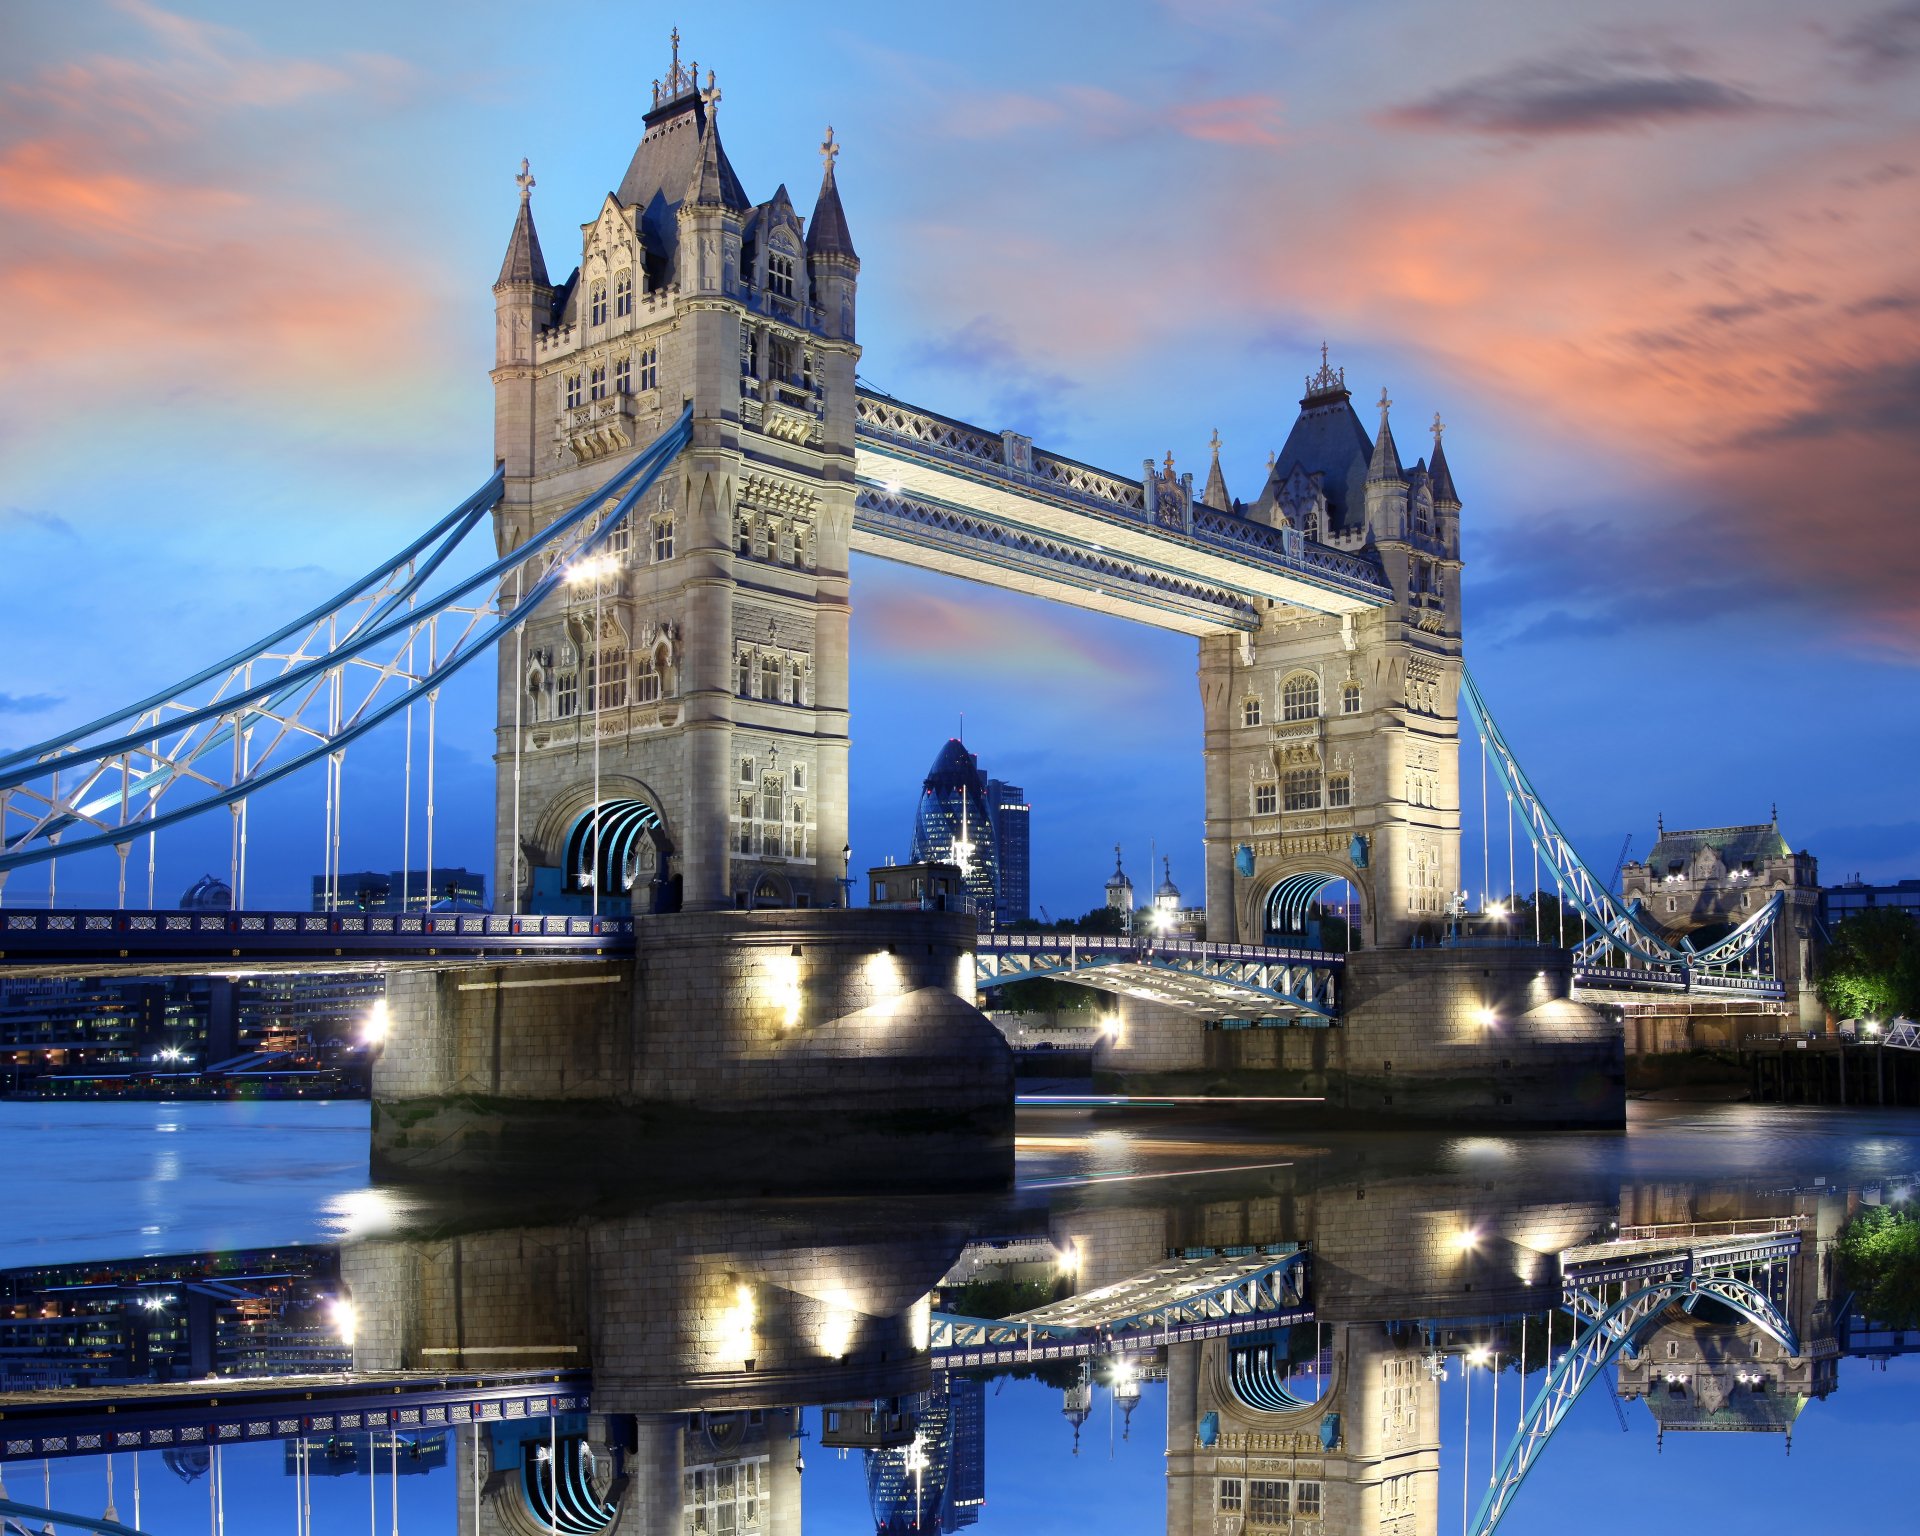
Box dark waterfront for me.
[2,1099,1917,1535]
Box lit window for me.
[1249,1481,1289,1522]
[1282,672,1320,721]
[1217,1481,1243,1515]
[1242,696,1262,728]
[1327,772,1352,809]
[1254,783,1278,817]
[565,375,582,409]
[614,355,631,394]
[589,365,606,401]
[638,346,659,392]
[652,516,675,562]
[1342,681,1362,714]
[768,250,795,298]
[1283,767,1321,811]
[589,282,608,326]
[613,270,633,318]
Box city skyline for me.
[0,1,1915,919]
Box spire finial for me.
[1209,427,1222,460]
[821,125,839,178]
[1162,449,1176,478]
[1266,448,1276,472]
[1378,386,1393,420]
[1432,411,1445,443]
[1114,843,1124,874]
[654,26,698,107]
[515,157,534,203]
[1304,344,1346,397]
[700,71,721,122]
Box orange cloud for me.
[0,4,448,456]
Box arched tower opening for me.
[1264,872,1364,951]
[562,798,678,913]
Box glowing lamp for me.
[361,999,390,1046]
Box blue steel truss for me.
[1468,1255,1798,1536]
[1459,668,1780,981]
[0,410,692,885]
[975,933,1341,1020]
[931,1250,1312,1366]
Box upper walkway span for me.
[852,389,1394,634]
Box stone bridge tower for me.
[1200,359,1464,948]
[490,38,859,914]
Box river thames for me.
[2,1098,1916,1535]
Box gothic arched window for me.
[1283,767,1321,811]
[1242,696,1262,728]
[1282,672,1320,722]
[613,270,633,318]
[1342,681,1362,715]
[1327,772,1352,809]
[589,281,608,326]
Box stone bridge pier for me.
[370,908,1013,1188]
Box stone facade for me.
[370,909,1013,1185]
[491,56,858,915]
[1202,367,1464,951]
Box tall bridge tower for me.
[1201,360,1464,948]
[490,38,859,914]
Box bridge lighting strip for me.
[1020,1159,1295,1190]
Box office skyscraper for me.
[984,780,1030,925]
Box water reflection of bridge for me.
[0,1143,1877,1536]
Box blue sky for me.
[2,0,1917,914]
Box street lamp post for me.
[840,842,853,909]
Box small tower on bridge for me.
[1200,354,1465,947]
[489,37,860,914]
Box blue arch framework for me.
[1468,1272,1798,1536]
[565,799,669,904]
[518,1433,620,1535]
[1263,872,1359,944]
[1228,1329,1324,1412]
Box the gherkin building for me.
[909,739,999,914]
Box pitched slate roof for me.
[1268,390,1375,535]
[495,196,550,288]
[1646,823,1792,870]
[806,164,857,260]
[614,93,749,258]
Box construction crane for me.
[1609,834,1634,895]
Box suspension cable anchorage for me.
[0,409,692,879]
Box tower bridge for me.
[0,33,1791,1147]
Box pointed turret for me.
[494,159,550,290]
[1429,412,1460,506]
[684,76,737,209]
[806,127,859,343]
[806,127,858,261]
[1201,428,1230,511]
[1367,387,1405,483]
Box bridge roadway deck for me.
[0,1370,589,1463]
[976,932,1343,1020]
[0,908,633,978]
[852,389,1393,635]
